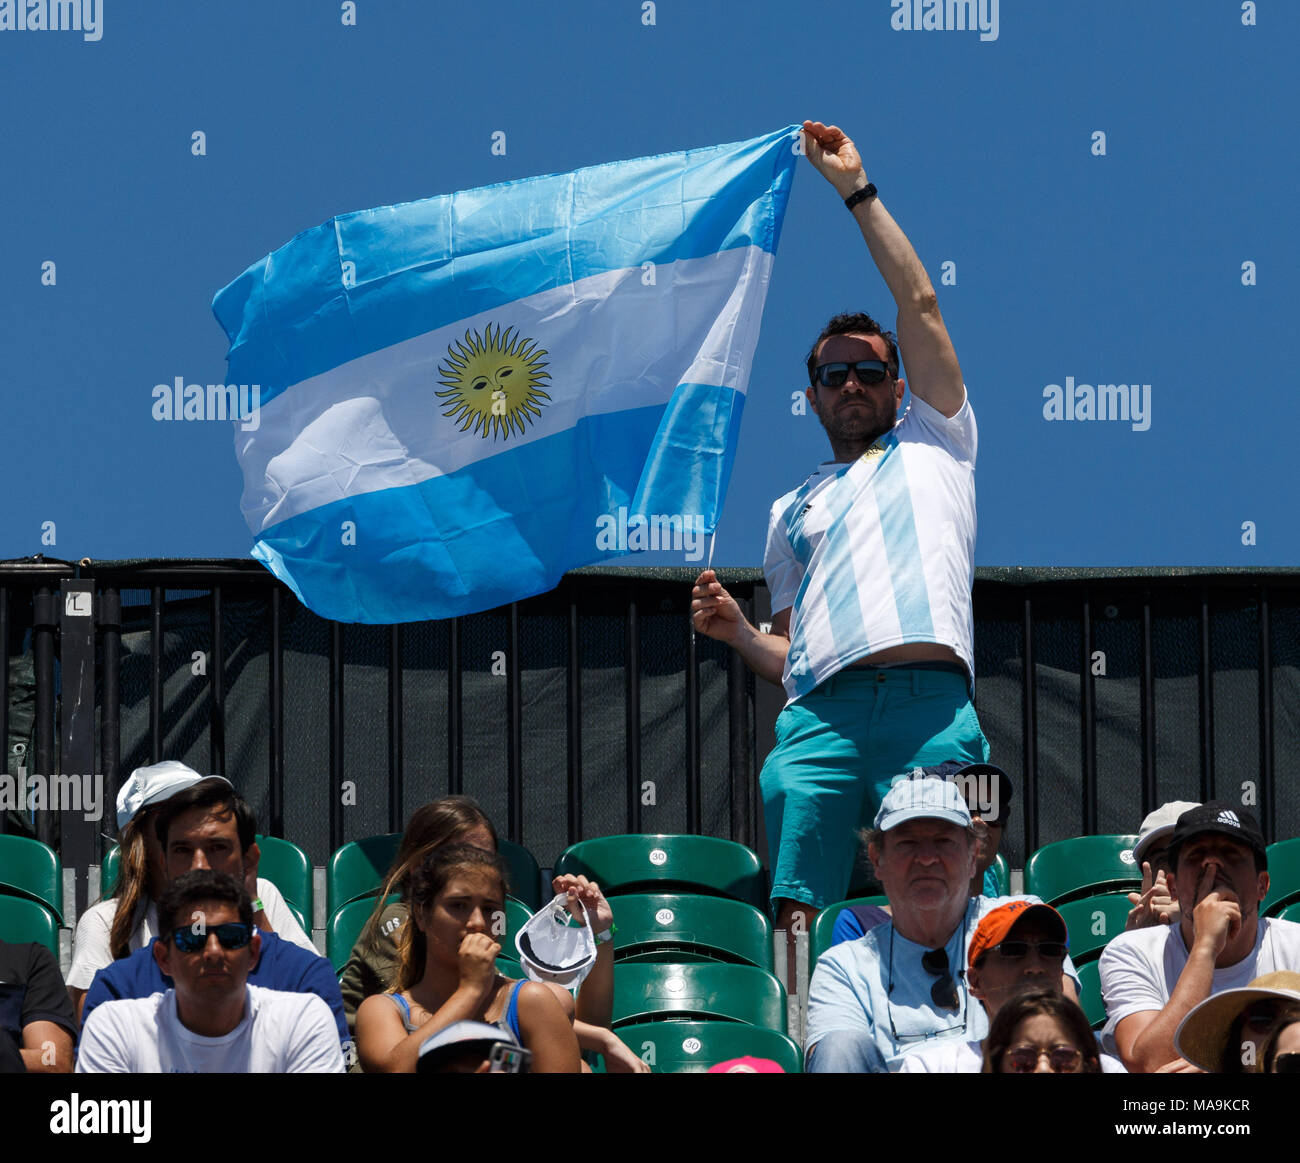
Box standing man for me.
[692,121,987,936]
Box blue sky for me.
[1,0,1293,572]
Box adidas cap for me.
[1168,802,1267,869]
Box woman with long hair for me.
[981,987,1103,1074]
[339,795,646,1071]
[354,845,581,1072]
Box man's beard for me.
[819,398,894,448]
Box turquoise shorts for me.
[759,666,989,911]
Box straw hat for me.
[1173,971,1300,1072]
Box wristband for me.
[844,182,877,211]
[595,924,617,945]
[251,897,265,913]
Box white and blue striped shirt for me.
[763,392,978,705]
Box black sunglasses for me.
[813,360,891,388]
[170,922,253,953]
[1274,1054,1300,1074]
[921,946,961,1012]
[990,940,1068,962]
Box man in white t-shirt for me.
[900,899,1124,1073]
[68,762,315,1019]
[77,870,342,1073]
[691,121,987,942]
[1100,801,1300,1073]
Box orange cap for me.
[967,901,1067,971]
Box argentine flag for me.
[213,126,798,623]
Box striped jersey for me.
[763,392,977,704]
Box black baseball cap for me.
[1168,802,1267,869]
[918,760,1014,825]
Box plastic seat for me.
[1263,839,1300,916]
[1075,959,1106,1029]
[1277,901,1300,924]
[596,1020,802,1073]
[991,853,1010,895]
[605,894,773,969]
[554,835,767,909]
[103,836,311,931]
[0,895,60,956]
[1024,835,1140,906]
[1053,892,1135,963]
[0,835,62,921]
[328,893,533,973]
[256,836,312,934]
[611,962,786,1031]
[810,896,889,972]
[328,833,542,914]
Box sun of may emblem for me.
[435,323,551,440]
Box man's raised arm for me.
[803,120,965,418]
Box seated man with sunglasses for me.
[806,778,1081,1072]
[79,782,348,1050]
[77,871,343,1072]
[691,121,987,945]
[900,900,1124,1072]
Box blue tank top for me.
[389,979,524,1041]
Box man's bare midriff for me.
[849,643,964,667]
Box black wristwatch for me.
[844,183,878,211]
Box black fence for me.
[3,557,1297,916]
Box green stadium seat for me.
[1024,834,1140,906]
[1054,892,1135,963]
[101,844,121,898]
[1075,959,1106,1029]
[605,894,773,969]
[596,1020,802,1073]
[611,962,785,1031]
[554,835,767,909]
[255,835,312,934]
[1262,839,1300,917]
[0,835,62,921]
[327,833,543,915]
[0,895,60,956]
[991,852,1010,895]
[810,896,889,971]
[328,893,533,973]
[103,835,311,932]
[1277,901,1300,924]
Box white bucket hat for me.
[515,893,597,990]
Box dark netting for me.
[456,611,511,843]
[14,563,1299,882]
[971,597,1026,868]
[1148,594,1205,810]
[1026,598,1087,849]
[1211,595,1261,817]
[517,611,570,863]
[399,620,450,819]
[1273,602,1300,843]
[1089,592,1144,836]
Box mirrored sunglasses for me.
[171,922,252,953]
